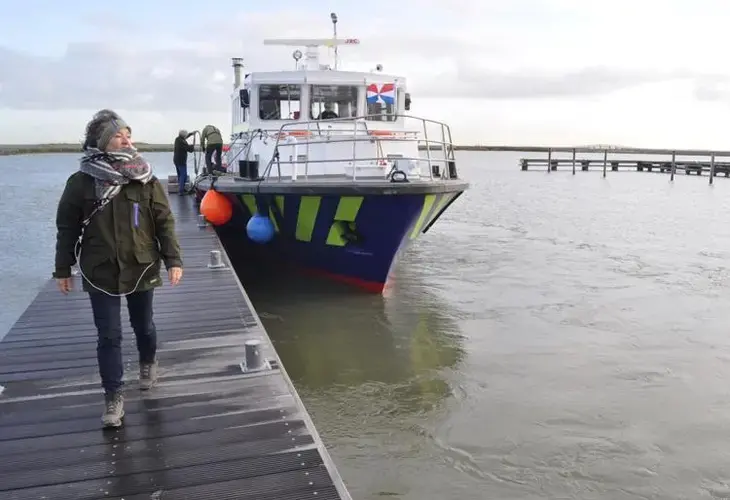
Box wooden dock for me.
[0,189,351,499]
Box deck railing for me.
[224,114,458,182]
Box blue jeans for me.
[175,162,188,193]
[89,290,157,395]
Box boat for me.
[192,14,469,294]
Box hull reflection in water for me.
[218,227,466,416]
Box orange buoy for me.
[200,189,232,226]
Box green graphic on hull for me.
[326,196,364,246]
[409,193,456,239]
[295,196,322,242]
[409,194,437,239]
[236,192,456,246]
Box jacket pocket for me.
[79,243,114,286]
[134,247,158,264]
[125,188,155,249]
[133,247,162,288]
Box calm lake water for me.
[4,150,730,499]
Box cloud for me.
[0,44,229,112]
[0,36,697,114]
[0,3,711,115]
[415,65,696,100]
[4,1,730,147]
[0,9,500,112]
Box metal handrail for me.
[227,114,456,182]
[262,135,451,147]
[223,133,252,167]
[274,113,453,138]
[270,155,450,165]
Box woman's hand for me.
[168,267,183,286]
[56,278,72,294]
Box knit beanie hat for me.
[83,109,131,151]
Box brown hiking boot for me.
[139,360,158,390]
[102,392,124,428]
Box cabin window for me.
[309,85,358,120]
[259,84,301,120]
[366,83,397,122]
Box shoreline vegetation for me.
[0,143,175,156]
[0,143,508,157]
[2,144,728,157]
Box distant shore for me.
[3,143,729,158]
[0,143,489,157]
[0,143,175,156]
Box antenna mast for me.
[263,38,360,71]
[262,14,358,71]
[330,12,338,70]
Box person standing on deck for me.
[200,124,223,174]
[173,129,195,194]
[52,109,183,428]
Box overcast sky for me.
[1,0,729,148]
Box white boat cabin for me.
[226,38,447,181]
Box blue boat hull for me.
[201,188,464,293]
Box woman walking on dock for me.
[52,109,183,428]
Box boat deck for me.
[199,174,468,195]
[0,191,350,500]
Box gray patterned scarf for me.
[79,147,154,200]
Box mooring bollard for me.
[243,339,264,372]
[208,250,226,269]
[197,213,207,228]
[167,175,178,194]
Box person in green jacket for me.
[53,109,183,428]
[200,124,223,174]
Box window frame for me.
[258,84,302,121]
[308,84,360,120]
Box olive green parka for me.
[53,172,182,294]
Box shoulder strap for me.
[81,197,111,229]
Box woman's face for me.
[106,128,133,152]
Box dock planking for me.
[0,187,351,500]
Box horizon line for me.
[2,143,730,157]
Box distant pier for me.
[520,158,730,176]
[517,146,730,184]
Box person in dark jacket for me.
[200,124,223,174]
[173,129,195,194]
[53,109,183,428]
